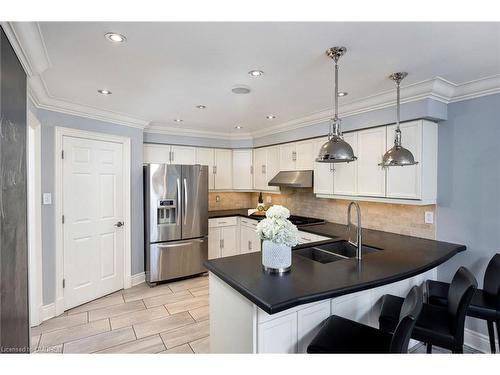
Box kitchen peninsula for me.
[205,211,465,353]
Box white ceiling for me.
[33,22,500,135]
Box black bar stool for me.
[307,286,423,353]
[379,267,477,353]
[426,254,500,353]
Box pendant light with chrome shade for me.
[380,72,419,167]
[316,47,357,163]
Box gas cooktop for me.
[287,215,325,227]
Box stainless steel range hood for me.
[268,170,313,188]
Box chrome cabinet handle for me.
[248,240,252,251]
[114,221,124,227]
[220,239,224,249]
[250,165,253,174]
[214,165,217,174]
[292,151,297,161]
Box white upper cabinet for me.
[254,146,279,192]
[144,144,196,164]
[313,137,334,195]
[295,140,315,170]
[385,121,422,199]
[385,120,437,202]
[143,144,170,164]
[279,140,315,171]
[232,149,253,190]
[170,145,196,164]
[333,132,358,196]
[196,148,215,189]
[356,127,387,197]
[214,149,233,190]
[279,143,296,171]
[266,146,280,192]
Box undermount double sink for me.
[294,240,382,264]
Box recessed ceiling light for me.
[174,119,183,123]
[266,115,276,120]
[231,85,251,94]
[196,105,206,109]
[105,32,127,43]
[338,92,348,97]
[235,125,243,129]
[248,70,264,77]
[97,89,112,95]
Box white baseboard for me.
[131,272,146,287]
[40,303,56,322]
[464,327,497,353]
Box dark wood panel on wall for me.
[0,26,29,353]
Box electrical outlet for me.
[266,196,272,204]
[215,195,220,202]
[424,211,434,224]
[43,193,52,205]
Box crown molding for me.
[145,123,253,140]
[5,22,500,140]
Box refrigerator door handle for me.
[176,177,181,224]
[183,178,188,225]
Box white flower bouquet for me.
[256,205,299,247]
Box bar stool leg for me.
[426,343,432,354]
[487,320,496,353]
[496,320,500,353]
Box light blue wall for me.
[35,107,144,305]
[436,93,500,336]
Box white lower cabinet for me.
[240,219,261,254]
[208,217,238,259]
[258,312,298,353]
[331,290,372,326]
[297,301,331,353]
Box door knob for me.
[115,221,124,228]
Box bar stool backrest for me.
[483,253,500,310]
[447,267,478,342]
[389,286,423,353]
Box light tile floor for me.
[31,274,210,354]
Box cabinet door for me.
[251,231,262,253]
[331,290,371,325]
[239,225,252,254]
[196,148,215,189]
[220,225,238,257]
[208,227,221,260]
[266,147,280,192]
[232,150,253,190]
[170,145,196,164]
[143,144,171,164]
[279,143,296,171]
[295,140,315,170]
[386,121,422,199]
[297,301,331,353]
[356,127,386,197]
[214,149,232,190]
[253,148,267,190]
[257,313,298,353]
[313,137,334,195]
[333,132,358,195]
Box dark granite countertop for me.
[205,209,466,314]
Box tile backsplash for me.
[209,190,436,239]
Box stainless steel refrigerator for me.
[144,164,208,284]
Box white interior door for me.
[63,136,125,310]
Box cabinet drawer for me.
[297,231,331,244]
[240,217,259,228]
[209,217,238,227]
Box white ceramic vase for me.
[262,240,292,274]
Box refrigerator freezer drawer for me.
[146,237,208,283]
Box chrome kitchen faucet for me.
[347,202,362,261]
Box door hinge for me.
[61,150,65,159]
[62,279,65,288]
[62,215,65,224]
